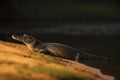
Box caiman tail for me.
[77,52,108,61]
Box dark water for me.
[1,22,120,35]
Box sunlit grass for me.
[28,52,60,64]
[31,65,85,80]
[22,64,29,70]
[0,73,28,80]
[7,61,15,65]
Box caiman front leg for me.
[34,48,52,55]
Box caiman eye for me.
[24,37,33,43]
[23,34,28,37]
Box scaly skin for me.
[12,34,108,62]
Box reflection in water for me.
[0,22,120,35]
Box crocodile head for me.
[12,34,35,43]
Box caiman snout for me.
[12,34,20,40]
[12,34,16,39]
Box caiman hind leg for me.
[75,53,80,62]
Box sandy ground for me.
[0,40,114,80]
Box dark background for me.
[0,0,120,35]
[0,0,120,21]
[0,0,120,80]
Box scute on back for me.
[43,43,78,59]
